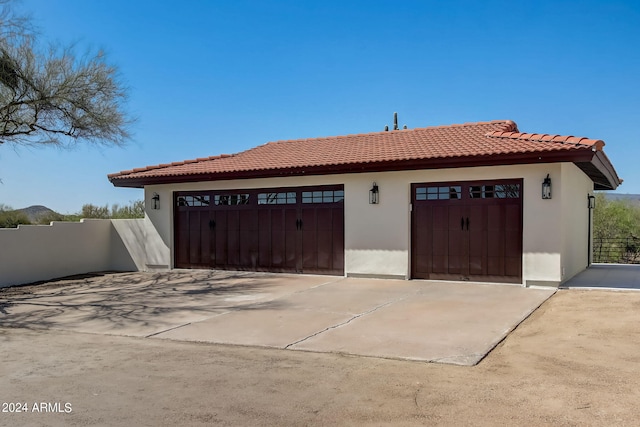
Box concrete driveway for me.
[0,270,555,365]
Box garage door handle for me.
[209,219,216,230]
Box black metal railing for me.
[593,236,640,264]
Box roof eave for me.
[109,150,599,188]
[575,150,622,190]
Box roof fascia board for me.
[110,150,596,188]
[589,150,622,190]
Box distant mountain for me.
[16,205,58,223]
[603,193,640,205]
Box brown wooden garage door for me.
[174,185,344,275]
[411,179,523,283]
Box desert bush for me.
[0,204,30,228]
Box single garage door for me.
[411,179,522,283]
[174,185,344,275]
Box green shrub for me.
[0,205,31,228]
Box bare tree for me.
[0,0,132,147]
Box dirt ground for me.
[1,288,639,426]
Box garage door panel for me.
[469,256,484,275]
[175,210,190,267]
[432,255,447,274]
[270,210,285,268]
[188,211,202,266]
[315,208,334,270]
[505,204,520,230]
[448,228,464,262]
[487,256,504,276]
[258,210,272,268]
[332,207,345,271]
[447,255,465,274]
[226,210,240,267]
[411,204,432,277]
[505,257,521,277]
[411,180,522,282]
[284,208,298,270]
[200,211,212,265]
[175,186,344,275]
[301,208,317,270]
[238,210,258,268]
[213,211,228,267]
[432,205,448,258]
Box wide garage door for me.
[174,185,344,275]
[411,179,523,283]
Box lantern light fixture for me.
[542,174,552,199]
[369,182,379,204]
[152,193,160,210]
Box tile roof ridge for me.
[410,119,514,132]
[262,120,515,146]
[485,129,604,150]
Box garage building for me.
[108,120,621,287]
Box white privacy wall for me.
[0,219,152,288]
[0,220,112,287]
[145,161,591,285]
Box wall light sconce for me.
[369,182,379,204]
[542,174,552,199]
[588,194,595,209]
[152,193,160,210]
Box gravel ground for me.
[1,289,640,426]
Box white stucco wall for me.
[110,218,168,271]
[0,219,148,288]
[143,161,593,285]
[559,163,593,283]
[0,220,111,287]
[520,163,562,286]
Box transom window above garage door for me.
[214,193,250,205]
[415,182,521,202]
[258,192,297,205]
[175,185,344,209]
[415,186,462,200]
[176,195,211,207]
[302,190,344,204]
[469,184,520,199]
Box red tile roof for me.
[108,120,620,189]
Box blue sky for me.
[1,0,639,213]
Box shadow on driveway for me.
[1,271,555,365]
[0,271,322,335]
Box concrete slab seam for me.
[145,322,194,338]
[284,292,416,349]
[294,277,347,292]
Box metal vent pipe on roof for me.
[384,112,406,131]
